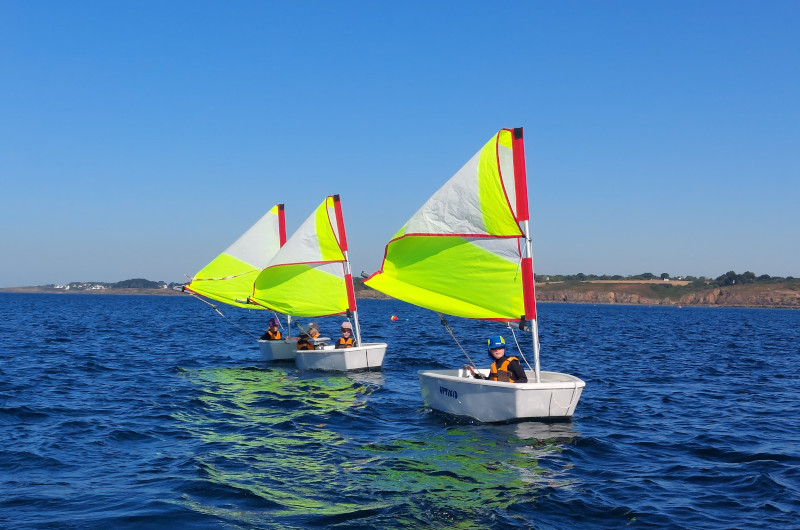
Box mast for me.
[278,204,290,335]
[332,195,362,346]
[511,127,541,383]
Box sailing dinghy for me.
[183,204,301,359]
[250,195,387,371]
[365,128,585,422]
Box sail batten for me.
[365,129,532,321]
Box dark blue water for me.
[1,293,798,528]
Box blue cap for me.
[487,335,506,350]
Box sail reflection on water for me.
[359,421,579,494]
[169,365,579,524]
[171,366,387,517]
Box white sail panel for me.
[222,209,283,270]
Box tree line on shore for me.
[38,270,797,294]
[43,279,175,290]
[537,271,796,288]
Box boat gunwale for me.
[418,369,586,390]
[294,342,389,355]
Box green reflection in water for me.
[173,365,390,522]
[171,365,579,527]
[354,421,580,526]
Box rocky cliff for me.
[535,283,800,308]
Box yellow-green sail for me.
[365,129,536,321]
[186,204,286,309]
[251,196,352,317]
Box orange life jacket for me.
[335,336,354,349]
[308,329,320,339]
[489,356,520,382]
[296,340,314,350]
[264,330,281,340]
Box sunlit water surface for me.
[1,294,798,528]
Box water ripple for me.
[1,295,799,528]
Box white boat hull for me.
[294,343,388,372]
[258,339,299,361]
[418,369,585,422]
[258,336,334,361]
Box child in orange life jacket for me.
[466,335,528,383]
[335,321,355,349]
[307,322,320,339]
[260,317,281,340]
[296,332,315,350]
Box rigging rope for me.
[188,293,260,339]
[239,296,284,332]
[436,313,538,377]
[436,313,478,368]
[507,324,534,372]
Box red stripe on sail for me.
[512,128,529,223]
[344,272,357,313]
[332,194,357,313]
[512,128,536,321]
[521,256,536,321]
[332,195,349,252]
[277,203,287,246]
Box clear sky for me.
[2,1,798,287]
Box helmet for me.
[268,317,279,327]
[487,335,506,350]
[341,321,353,330]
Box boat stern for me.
[258,338,299,361]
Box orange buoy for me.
[390,315,399,321]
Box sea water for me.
[1,293,798,528]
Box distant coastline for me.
[2,278,798,309]
[0,284,394,299]
[0,286,184,296]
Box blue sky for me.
[2,1,798,287]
